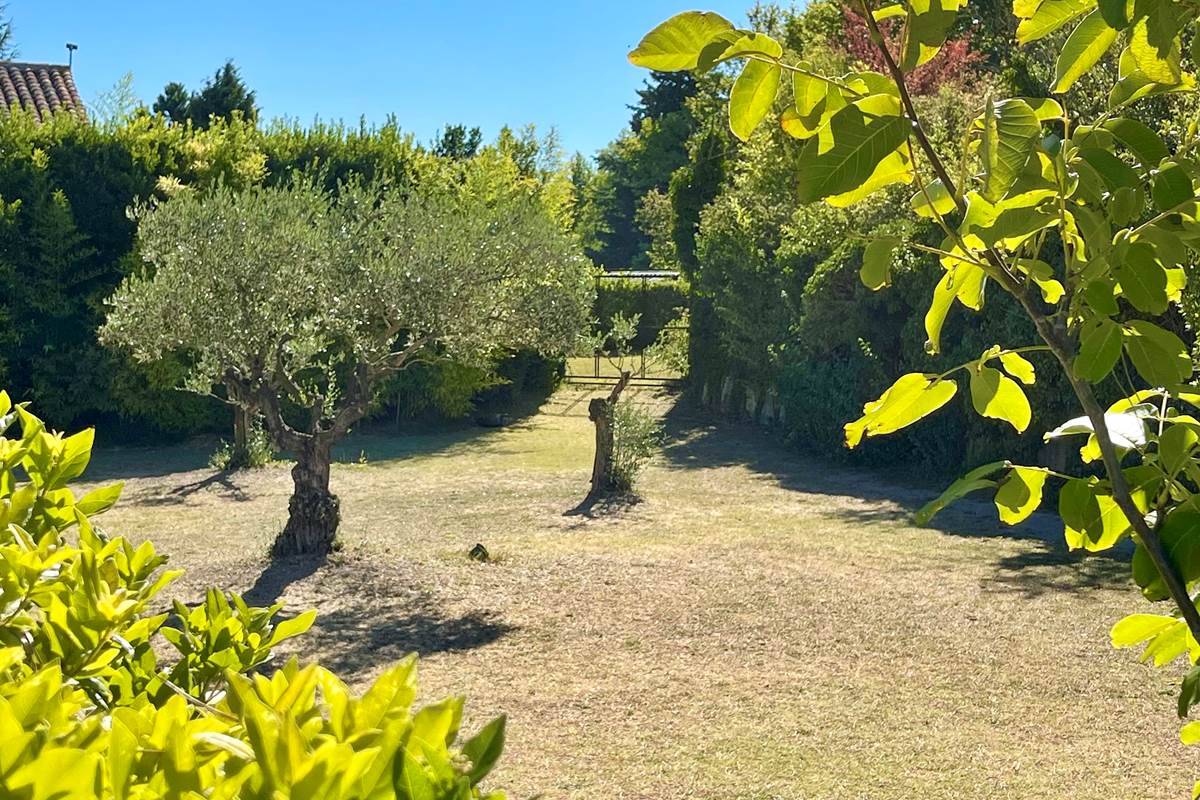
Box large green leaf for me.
[1075,317,1124,381]
[267,609,317,647]
[924,269,958,355]
[901,0,965,70]
[75,481,124,516]
[396,748,437,800]
[1111,613,1180,647]
[781,69,847,140]
[729,60,781,141]
[999,351,1036,384]
[914,461,1007,525]
[1108,66,1195,109]
[1180,664,1200,717]
[1054,10,1120,92]
[994,465,1050,524]
[628,11,736,70]
[1016,0,1093,43]
[1128,0,1182,85]
[796,103,912,204]
[1102,117,1169,167]
[910,179,956,218]
[981,99,1041,201]
[462,715,507,785]
[861,237,902,290]
[964,194,1058,248]
[1157,421,1198,476]
[1083,280,1119,318]
[844,372,958,448]
[1123,319,1193,385]
[1060,478,1135,551]
[1076,147,1141,190]
[1014,258,1065,303]
[1115,241,1168,313]
[714,32,783,63]
[970,364,1032,432]
[1152,160,1194,212]
[923,260,987,354]
[827,145,913,207]
[51,428,95,487]
[1136,505,1200,602]
[1097,0,1133,28]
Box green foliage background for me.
[588,0,1199,475]
[0,112,570,438]
[592,276,689,351]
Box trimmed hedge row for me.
[0,111,559,438]
[686,219,1086,476]
[593,275,688,350]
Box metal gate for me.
[565,270,687,388]
[564,323,687,387]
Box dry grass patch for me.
[86,386,1194,799]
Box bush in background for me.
[593,275,688,351]
[611,397,664,492]
[0,110,571,440]
[209,418,275,470]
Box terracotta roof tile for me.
[0,61,85,122]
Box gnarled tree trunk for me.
[588,371,631,496]
[273,435,339,556]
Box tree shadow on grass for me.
[238,555,514,680]
[88,392,554,484]
[305,598,514,678]
[564,491,643,519]
[659,396,1131,597]
[86,437,220,482]
[985,545,1130,598]
[243,555,326,607]
[122,470,253,507]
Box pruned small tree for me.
[581,313,638,495]
[580,312,668,496]
[102,178,593,556]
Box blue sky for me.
[7,1,751,157]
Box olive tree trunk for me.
[588,371,631,496]
[274,435,339,556]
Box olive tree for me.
[634,0,1200,790]
[102,179,593,556]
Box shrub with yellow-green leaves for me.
[0,390,507,799]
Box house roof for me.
[0,61,85,122]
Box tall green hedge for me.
[676,68,1092,475]
[592,275,688,350]
[0,111,559,437]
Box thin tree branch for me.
[857,0,966,215]
[855,0,1200,640]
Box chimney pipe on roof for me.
[66,43,77,67]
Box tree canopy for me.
[153,60,258,128]
[433,123,483,160]
[101,170,592,554]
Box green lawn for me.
[86,386,1194,799]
